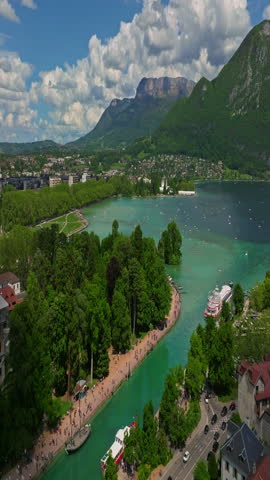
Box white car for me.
[183,451,190,463]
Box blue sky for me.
[0,0,269,144]
[0,1,144,77]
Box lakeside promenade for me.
[4,285,181,480]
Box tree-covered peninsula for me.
[0,221,176,468]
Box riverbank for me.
[4,285,181,480]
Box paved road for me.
[160,397,231,480]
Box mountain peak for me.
[67,75,195,150]
[135,76,195,100]
[261,20,270,36]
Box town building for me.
[238,355,270,430]
[49,176,62,188]
[0,272,21,295]
[81,171,92,183]
[68,174,79,186]
[258,409,270,445]
[0,295,9,384]
[221,421,264,480]
[247,456,270,480]
[0,273,24,384]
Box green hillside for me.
[67,76,195,151]
[151,21,270,174]
[67,96,182,150]
[0,140,61,155]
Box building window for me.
[226,462,229,472]
[256,385,259,393]
[233,468,237,478]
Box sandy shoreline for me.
[5,285,181,480]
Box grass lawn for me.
[37,214,67,227]
[37,211,85,236]
[62,221,82,235]
[49,215,66,224]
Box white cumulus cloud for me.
[21,0,37,9]
[263,5,270,19]
[1,0,252,142]
[0,0,20,23]
[0,51,38,139]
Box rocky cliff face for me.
[67,75,195,150]
[136,76,195,100]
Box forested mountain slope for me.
[152,21,270,173]
[67,76,195,150]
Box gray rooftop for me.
[0,295,8,310]
[227,420,240,437]
[261,409,270,425]
[221,422,264,476]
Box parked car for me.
[229,402,236,411]
[183,451,190,463]
[211,414,217,424]
[212,441,219,453]
[221,406,228,416]
[204,425,209,434]
[214,432,220,441]
[221,421,227,431]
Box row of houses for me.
[0,172,93,190]
[0,272,24,384]
[0,169,121,191]
[220,355,270,480]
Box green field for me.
[37,211,85,235]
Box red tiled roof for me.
[0,285,18,311]
[239,357,270,402]
[248,456,270,480]
[256,387,270,401]
[0,272,19,285]
[238,360,250,376]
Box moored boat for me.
[101,421,136,472]
[65,424,91,454]
[204,282,233,318]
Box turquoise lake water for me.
[41,181,270,480]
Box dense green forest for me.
[158,222,182,265]
[235,271,270,363]
[0,221,174,468]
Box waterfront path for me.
[4,286,181,480]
